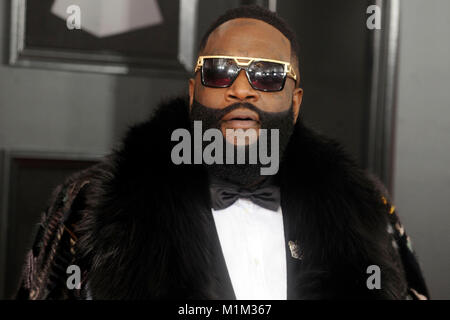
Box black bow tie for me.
[210,178,280,212]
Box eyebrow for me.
[203,51,286,62]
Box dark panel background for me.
[277,0,372,167]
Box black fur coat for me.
[16,97,429,300]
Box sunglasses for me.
[194,55,297,92]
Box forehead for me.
[202,18,291,62]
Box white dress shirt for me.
[211,198,287,300]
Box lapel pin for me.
[288,240,303,260]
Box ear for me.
[188,78,195,111]
[291,87,303,124]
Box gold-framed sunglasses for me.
[194,55,297,92]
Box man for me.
[16,5,428,300]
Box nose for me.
[225,70,258,103]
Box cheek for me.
[194,79,208,104]
[261,91,292,112]
[195,86,228,109]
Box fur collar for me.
[77,97,408,299]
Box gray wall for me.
[0,2,188,156]
[394,0,450,299]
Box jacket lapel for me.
[205,210,236,300]
[282,205,303,300]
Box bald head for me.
[201,18,299,85]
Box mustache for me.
[205,102,263,122]
[192,101,291,122]
[190,99,296,132]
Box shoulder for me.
[16,159,112,299]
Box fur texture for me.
[75,97,408,299]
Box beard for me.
[189,99,295,187]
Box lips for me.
[221,108,260,129]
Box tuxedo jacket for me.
[16,97,429,300]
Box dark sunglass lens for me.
[202,58,238,87]
[247,61,286,91]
